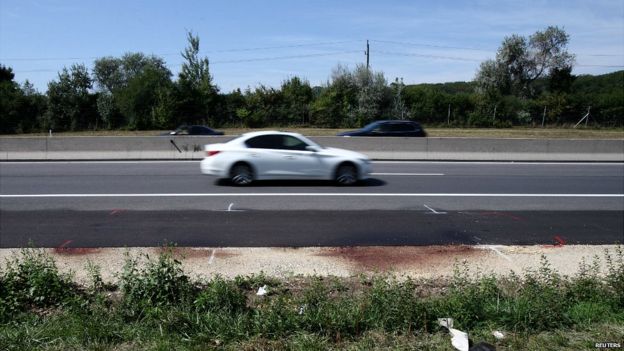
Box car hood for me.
[320,147,369,160]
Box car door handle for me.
[283,155,295,159]
[250,153,259,157]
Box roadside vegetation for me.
[1,27,622,136]
[1,247,622,350]
[4,126,623,139]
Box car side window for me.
[245,135,282,149]
[392,123,415,132]
[373,123,391,132]
[280,135,308,151]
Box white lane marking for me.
[1,193,623,198]
[424,204,447,214]
[2,160,622,166]
[0,160,200,164]
[371,173,444,176]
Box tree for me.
[175,31,219,126]
[311,64,389,128]
[240,85,282,127]
[93,53,172,128]
[15,81,47,133]
[0,65,20,133]
[46,64,96,131]
[476,26,575,98]
[280,77,313,125]
[311,65,357,127]
[352,64,389,125]
[115,65,173,129]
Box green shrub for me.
[361,276,423,332]
[0,248,74,319]
[118,249,192,315]
[194,275,247,314]
[604,247,624,308]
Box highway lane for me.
[1,161,622,247]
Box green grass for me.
[1,247,623,350]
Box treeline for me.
[1,31,622,134]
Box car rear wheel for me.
[230,163,253,186]
[335,164,358,186]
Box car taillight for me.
[206,150,221,157]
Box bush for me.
[194,275,247,314]
[118,249,192,315]
[0,248,75,319]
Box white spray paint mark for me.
[228,203,234,211]
[472,236,482,242]
[424,204,447,214]
[486,245,512,262]
[208,249,215,265]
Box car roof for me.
[374,120,418,123]
[240,130,304,138]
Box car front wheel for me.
[335,164,358,186]
[230,163,253,186]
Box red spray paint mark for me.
[58,240,73,248]
[110,209,124,216]
[553,235,567,246]
[543,235,567,248]
[480,211,524,221]
[54,239,100,255]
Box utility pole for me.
[365,40,370,70]
[542,106,546,128]
[447,104,451,125]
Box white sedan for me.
[200,131,371,185]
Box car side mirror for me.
[306,146,319,152]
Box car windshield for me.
[361,122,381,131]
[297,135,324,149]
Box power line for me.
[203,40,360,54]
[11,51,362,73]
[375,50,483,62]
[194,50,361,65]
[371,39,493,52]
[0,40,361,62]
[576,64,624,68]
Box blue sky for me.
[1,0,623,93]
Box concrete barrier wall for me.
[1,136,623,161]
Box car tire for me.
[335,164,358,186]
[230,163,253,186]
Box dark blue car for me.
[337,120,426,137]
[164,125,225,136]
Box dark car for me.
[164,125,224,136]
[337,120,426,137]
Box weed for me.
[118,249,192,316]
[0,248,74,320]
[194,275,247,314]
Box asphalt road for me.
[1,161,622,247]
